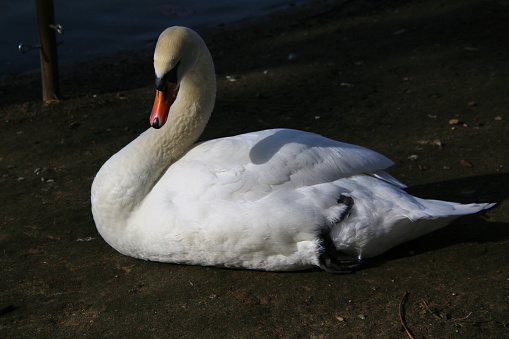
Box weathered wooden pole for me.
[36,0,60,102]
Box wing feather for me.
[158,129,398,201]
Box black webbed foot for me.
[318,230,361,274]
[318,194,360,274]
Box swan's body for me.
[91,27,493,272]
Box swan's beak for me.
[150,82,176,129]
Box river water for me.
[1,0,304,76]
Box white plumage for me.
[91,27,493,273]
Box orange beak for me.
[150,82,176,129]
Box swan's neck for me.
[91,45,216,240]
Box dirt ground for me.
[1,0,508,337]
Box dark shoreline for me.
[1,0,403,107]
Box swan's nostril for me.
[151,117,161,129]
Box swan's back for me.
[159,129,403,202]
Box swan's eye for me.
[156,61,180,91]
[166,61,180,84]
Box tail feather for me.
[362,200,495,258]
[410,199,495,221]
[336,197,495,259]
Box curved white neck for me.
[91,41,216,236]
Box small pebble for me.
[449,119,460,125]
[69,121,80,129]
[76,236,96,242]
[460,159,473,167]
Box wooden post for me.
[36,0,60,102]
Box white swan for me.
[91,26,494,273]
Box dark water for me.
[1,0,303,76]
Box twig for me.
[421,299,473,324]
[399,292,415,339]
[421,299,441,320]
[421,298,431,311]
[452,312,473,322]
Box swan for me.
[91,26,494,273]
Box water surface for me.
[1,0,303,76]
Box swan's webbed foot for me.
[318,230,360,274]
[318,194,360,274]
[318,252,360,274]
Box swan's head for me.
[150,26,203,129]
